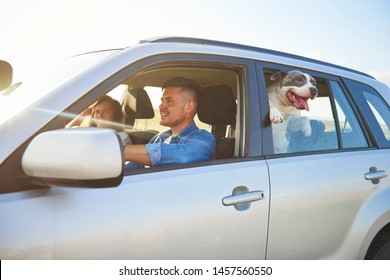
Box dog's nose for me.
[310,87,318,98]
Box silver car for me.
[1,37,389,259]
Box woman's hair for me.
[90,95,124,132]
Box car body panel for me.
[0,188,56,259]
[266,150,389,259]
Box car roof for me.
[139,36,375,79]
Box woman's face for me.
[93,101,115,128]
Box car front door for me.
[52,55,270,259]
[50,161,269,259]
[0,52,270,259]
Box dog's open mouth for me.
[287,90,310,111]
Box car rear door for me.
[257,63,389,259]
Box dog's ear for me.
[270,70,288,82]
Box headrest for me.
[122,87,155,126]
[0,60,13,91]
[198,85,236,125]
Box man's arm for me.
[124,145,152,166]
[124,130,215,167]
[145,130,215,166]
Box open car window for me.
[262,67,368,154]
[64,61,244,170]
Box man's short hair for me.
[162,77,202,104]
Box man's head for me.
[159,77,202,134]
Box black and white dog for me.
[267,70,318,153]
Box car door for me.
[50,161,269,259]
[257,63,389,259]
[0,51,270,259]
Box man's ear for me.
[185,100,196,114]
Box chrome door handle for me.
[222,191,264,206]
[365,170,388,181]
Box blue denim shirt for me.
[126,122,215,168]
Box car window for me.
[330,81,368,148]
[65,62,243,166]
[344,79,390,145]
[262,68,368,154]
[365,94,390,140]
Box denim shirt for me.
[126,122,215,169]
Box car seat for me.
[122,87,158,144]
[198,85,237,159]
[287,119,328,152]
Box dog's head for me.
[270,70,318,111]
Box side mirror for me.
[0,60,13,91]
[22,127,124,188]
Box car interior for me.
[104,66,241,160]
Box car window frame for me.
[255,61,374,157]
[112,54,261,174]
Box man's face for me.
[93,101,115,128]
[159,87,187,128]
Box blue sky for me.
[1,0,390,86]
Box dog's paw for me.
[301,122,312,136]
[270,107,284,124]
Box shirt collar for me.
[177,122,197,138]
[157,122,197,143]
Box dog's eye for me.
[296,77,304,82]
[310,79,316,86]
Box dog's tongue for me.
[287,91,310,111]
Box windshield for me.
[0,50,120,125]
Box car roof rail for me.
[139,36,374,79]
